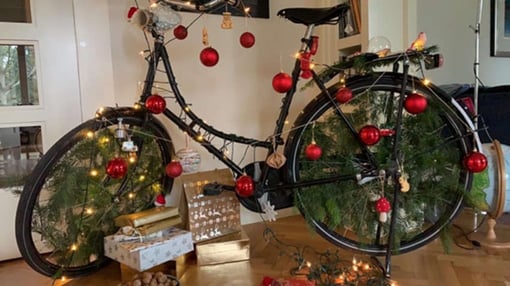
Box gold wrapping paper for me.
[136,216,183,236]
[179,169,241,242]
[115,206,179,227]
[195,228,250,266]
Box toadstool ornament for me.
[375,197,391,223]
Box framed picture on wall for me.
[189,0,269,18]
[491,0,510,56]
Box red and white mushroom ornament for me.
[375,197,391,223]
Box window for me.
[0,44,38,106]
[0,0,31,23]
[0,125,42,189]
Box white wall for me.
[106,0,339,223]
[417,0,510,86]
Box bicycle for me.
[15,0,481,279]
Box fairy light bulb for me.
[61,276,67,282]
[390,280,399,286]
[196,133,204,142]
[95,107,105,118]
[309,63,315,69]
[184,106,191,112]
[134,102,142,110]
[244,7,251,14]
[305,261,311,268]
[352,264,359,272]
[71,244,78,251]
[86,131,94,139]
[128,193,135,199]
[129,153,137,163]
[139,175,146,181]
[89,169,98,177]
[285,120,289,125]
[86,208,94,215]
[152,183,161,193]
[352,257,357,265]
[422,78,430,86]
[363,263,370,271]
[294,52,301,59]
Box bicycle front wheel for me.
[15,107,174,278]
[285,73,472,255]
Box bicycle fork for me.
[380,58,411,278]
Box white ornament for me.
[258,193,278,221]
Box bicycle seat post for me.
[300,24,316,52]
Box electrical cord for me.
[452,212,487,250]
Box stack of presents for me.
[104,169,250,279]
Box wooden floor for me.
[1,210,509,286]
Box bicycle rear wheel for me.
[285,73,472,255]
[15,107,174,278]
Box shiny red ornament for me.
[173,25,188,40]
[404,93,428,114]
[272,72,293,93]
[335,87,353,103]
[145,94,166,114]
[463,151,488,173]
[200,47,219,67]
[154,193,166,206]
[359,125,381,146]
[235,174,255,197]
[165,161,183,178]
[240,32,255,48]
[106,157,128,179]
[305,143,322,160]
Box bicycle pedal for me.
[202,183,223,196]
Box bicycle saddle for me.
[277,4,350,26]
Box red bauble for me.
[272,72,293,93]
[240,32,255,48]
[359,125,381,146]
[404,93,428,114]
[235,175,255,197]
[335,87,353,103]
[165,161,183,178]
[106,157,128,179]
[173,25,188,40]
[200,47,219,67]
[463,151,488,173]
[305,143,322,160]
[145,94,166,114]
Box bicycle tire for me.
[285,73,472,255]
[15,107,174,278]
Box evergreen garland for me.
[31,122,165,273]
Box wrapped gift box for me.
[104,227,193,272]
[179,169,241,242]
[195,228,250,266]
[114,206,179,227]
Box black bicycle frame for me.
[137,30,356,190]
